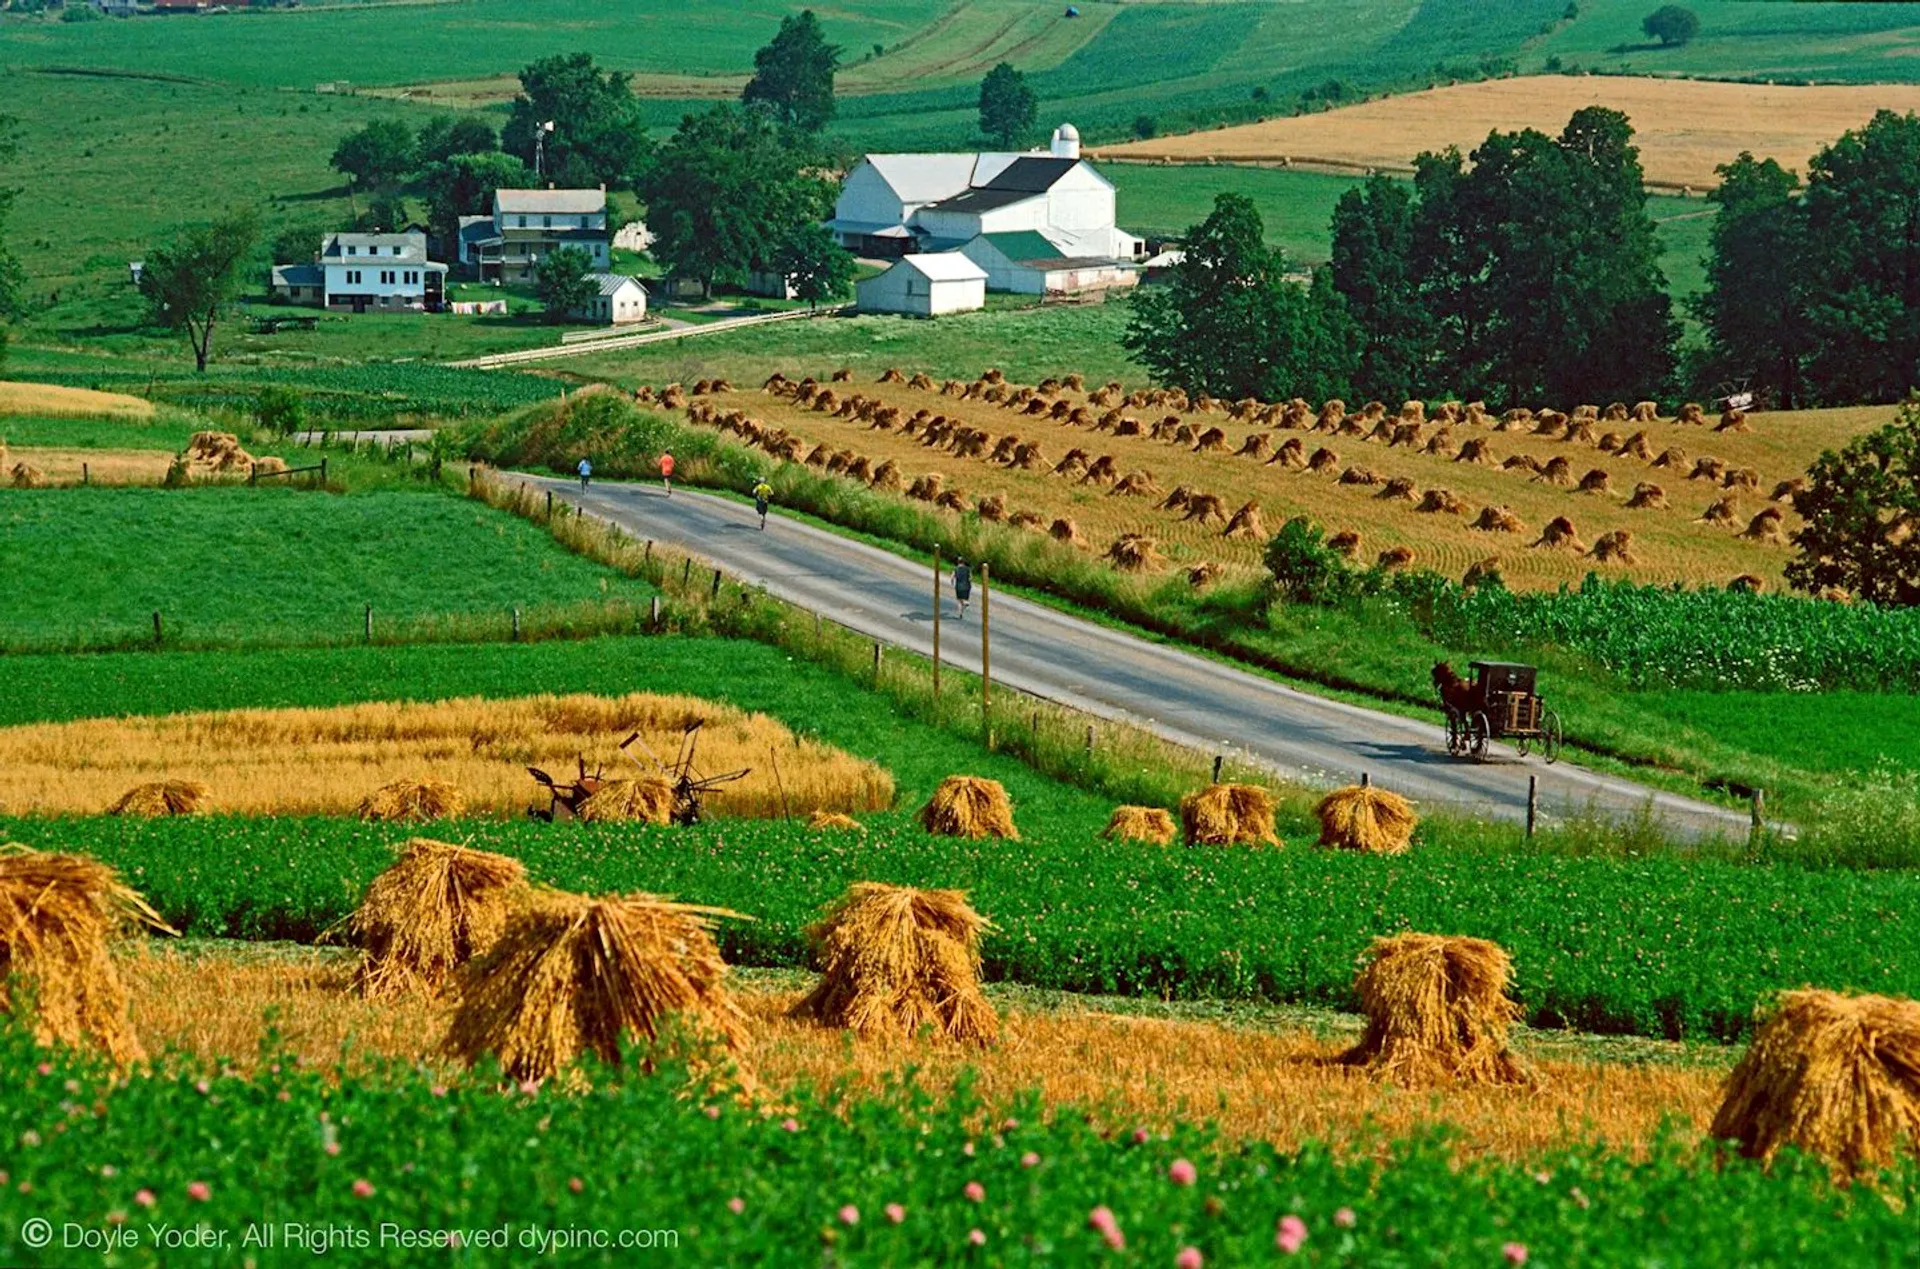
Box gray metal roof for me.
[585,272,645,297]
[495,188,607,215]
[321,231,430,263]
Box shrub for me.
[254,386,307,437]
[1263,517,1351,604]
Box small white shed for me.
[570,273,649,325]
[854,252,987,317]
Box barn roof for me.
[897,252,987,283]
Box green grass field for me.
[0,486,651,651]
[1540,0,1920,82]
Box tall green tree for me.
[978,62,1038,149]
[330,119,415,196]
[1123,193,1353,401]
[1798,110,1920,406]
[137,212,259,372]
[503,53,649,190]
[637,105,836,296]
[1641,5,1699,47]
[415,116,497,167]
[420,152,531,247]
[1694,152,1806,407]
[535,244,598,323]
[1786,400,1920,605]
[773,223,856,310]
[1329,175,1424,401]
[0,115,23,319]
[742,10,840,132]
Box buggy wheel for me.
[1541,709,1563,764]
[1445,711,1468,757]
[1515,736,1532,758]
[1469,712,1492,759]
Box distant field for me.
[668,374,1892,591]
[1099,75,1920,190]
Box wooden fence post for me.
[1085,724,1095,756]
[545,489,553,519]
[710,568,722,599]
[1361,771,1371,788]
[1211,754,1223,783]
[1750,788,1765,836]
[872,640,882,682]
[364,603,373,643]
[511,607,521,642]
[682,558,692,585]
[82,462,90,486]
[1526,775,1539,838]
[649,595,661,630]
[152,610,162,646]
[318,457,328,488]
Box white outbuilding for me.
[854,252,987,317]
[569,273,649,325]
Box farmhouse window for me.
[346,245,357,256]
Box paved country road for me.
[528,476,1751,839]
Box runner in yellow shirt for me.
[752,479,775,530]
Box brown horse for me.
[1431,661,1479,716]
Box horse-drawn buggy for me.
[1431,661,1563,762]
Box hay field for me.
[0,381,155,420]
[124,947,1726,1162]
[0,694,893,819]
[1096,75,1920,190]
[0,447,173,486]
[680,373,1893,589]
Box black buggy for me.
[1436,660,1563,763]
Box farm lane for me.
[528,476,1751,839]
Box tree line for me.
[1134,106,1920,416]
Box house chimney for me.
[1050,123,1081,160]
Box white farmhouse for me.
[459,188,611,283]
[271,231,446,312]
[960,231,1140,298]
[569,273,649,325]
[855,253,987,317]
[830,124,1143,268]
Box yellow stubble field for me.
[1094,75,1920,190]
[676,372,1892,590]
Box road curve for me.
[530,476,1749,839]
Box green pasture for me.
[1539,0,1920,82]
[0,486,652,651]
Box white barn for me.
[830,124,1142,265]
[959,231,1140,298]
[855,253,986,317]
[569,273,649,325]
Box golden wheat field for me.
[0,380,155,419]
[123,948,1726,1163]
[0,693,894,819]
[673,372,1893,590]
[1095,75,1920,190]
[0,446,174,486]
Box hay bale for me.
[1772,478,1807,503]
[1339,466,1381,487]
[1743,507,1787,544]
[1111,415,1142,436]
[1081,455,1118,485]
[1589,529,1636,564]
[1456,437,1495,464]
[1631,401,1659,423]
[356,778,466,823]
[1497,407,1533,431]
[1104,534,1164,572]
[1710,988,1920,1176]
[807,810,865,833]
[1691,457,1728,482]
[1315,786,1417,855]
[1577,468,1613,495]
[869,459,903,493]
[1009,510,1044,531]
[1377,476,1417,501]
[845,455,874,483]
[578,777,676,825]
[1103,805,1176,846]
[1052,447,1090,477]
[1236,432,1273,460]
[1717,408,1751,433]
[1626,482,1668,510]
[1179,783,1279,847]
[106,780,209,817]
[909,372,935,390]
[1725,466,1760,492]
[935,488,970,512]
[1533,516,1584,551]
[1110,470,1159,497]
[1182,493,1227,525]
[907,473,944,501]
[1269,437,1307,468]
[878,367,905,383]
[10,462,49,489]
[1652,446,1688,469]
[1536,456,1573,485]
[1471,505,1523,534]
[1377,545,1415,569]
[917,776,1017,840]
[1416,488,1467,515]
[1398,399,1426,423]
[347,838,529,998]
[1678,402,1706,425]
[798,883,997,1045]
[1339,933,1530,1087]
[1701,495,1740,526]
[1048,516,1083,545]
[252,455,289,476]
[975,493,1007,522]
[1729,573,1767,593]
[1193,426,1229,452]
[1221,501,1265,539]
[1463,558,1504,589]
[0,846,170,1065]
[443,890,747,1083]
[1186,561,1224,587]
[1503,454,1541,474]
[1307,446,1340,472]
[1328,530,1360,557]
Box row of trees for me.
[1137,106,1920,412]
